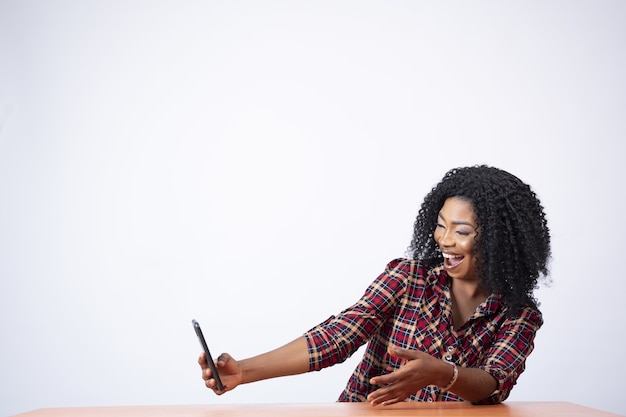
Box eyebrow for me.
[437,213,476,228]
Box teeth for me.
[442,252,465,269]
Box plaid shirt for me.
[304,258,543,404]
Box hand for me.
[366,346,451,406]
[198,352,243,394]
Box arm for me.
[444,362,497,402]
[200,259,412,394]
[199,336,310,392]
[473,307,543,404]
[239,336,310,383]
[366,347,496,406]
[367,306,542,406]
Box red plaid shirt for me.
[304,258,543,404]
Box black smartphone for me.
[192,319,224,391]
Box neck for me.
[450,277,488,301]
[449,278,488,328]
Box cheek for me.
[433,229,442,244]
[459,239,475,255]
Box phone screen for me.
[192,319,224,391]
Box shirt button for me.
[445,346,455,362]
[427,398,433,402]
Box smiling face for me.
[434,196,480,281]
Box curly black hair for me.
[409,165,551,311]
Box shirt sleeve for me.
[304,258,410,371]
[473,306,543,404]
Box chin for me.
[446,268,473,280]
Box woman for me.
[198,165,551,405]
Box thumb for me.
[216,352,231,364]
[388,345,423,360]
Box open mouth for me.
[442,252,465,269]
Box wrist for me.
[439,361,459,392]
[239,359,256,385]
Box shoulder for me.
[514,305,544,329]
[382,258,445,285]
[493,303,543,333]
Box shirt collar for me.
[428,263,504,317]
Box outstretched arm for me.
[200,336,311,393]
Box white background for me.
[1,1,625,416]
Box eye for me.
[436,223,445,229]
[456,230,471,236]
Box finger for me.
[370,366,405,386]
[367,392,382,405]
[367,384,393,403]
[369,388,409,406]
[370,375,394,386]
[203,365,216,380]
[369,391,401,407]
[205,377,223,392]
[198,353,207,368]
[381,396,402,406]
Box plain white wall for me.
[1,1,625,416]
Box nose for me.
[438,229,454,248]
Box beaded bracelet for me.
[441,362,458,392]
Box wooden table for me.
[10,402,624,417]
